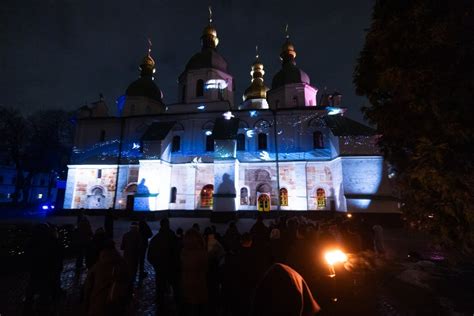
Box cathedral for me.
[63,14,398,213]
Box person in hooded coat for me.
[84,241,132,316]
[138,219,153,278]
[180,228,208,315]
[147,217,179,306]
[250,263,320,316]
[120,222,143,282]
[86,227,107,269]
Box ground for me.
[0,215,473,315]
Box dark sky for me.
[1,0,373,123]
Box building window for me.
[257,194,270,212]
[237,134,245,151]
[317,188,326,208]
[172,135,181,152]
[258,133,267,150]
[240,187,249,205]
[11,177,16,185]
[97,169,102,178]
[313,131,324,149]
[280,188,288,206]
[40,179,45,186]
[196,79,204,97]
[37,193,43,199]
[130,104,136,115]
[100,130,106,142]
[293,96,298,106]
[201,184,214,207]
[206,135,214,152]
[0,175,3,184]
[170,187,177,203]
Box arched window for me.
[317,188,326,208]
[258,133,267,150]
[257,194,271,212]
[172,135,181,152]
[170,187,177,203]
[280,188,288,206]
[206,135,214,151]
[99,130,106,142]
[196,79,204,97]
[240,187,249,205]
[237,133,245,151]
[313,131,324,149]
[201,184,214,207]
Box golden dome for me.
[201,24,219,48]
[243,55,269,101]
[142,54,155,69]
[203,25,217,37]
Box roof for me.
[126,77,163,101]
[212,117,240,140]
[185,48,229,72]
[324,115,376,136]
[141,121,176,141]
[272,61,310,89]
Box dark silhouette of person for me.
[180,228,209,316]
[222,232,270,316]
[138,219,153,278]
[74,217,93,269]
[84,240,132,316]
[250,214,270,247]
[24,223,64,314]
[104,209,114,239]
[86,227,107,269]
[222,221,241,253]
[120,222,143,282]
[192,222,200,233]
[250,263,320,316]
[147,218,179,307]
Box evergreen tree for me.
[354,1,474,251]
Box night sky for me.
[1,0,373,123]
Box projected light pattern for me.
[205,79,228,89]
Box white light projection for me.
[342,157,383,209]
[205,79,228,89]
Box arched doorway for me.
[201,184,214,207]
[87,186,106,209]
[257,194,270,212]
[124,183,137,211]
[316,188,326,209]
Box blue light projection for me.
[249,110,258,117]
[116,95,126,116]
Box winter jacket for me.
[84,248,132,316]
[251,263,320,316]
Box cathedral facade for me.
[63,17,398,213]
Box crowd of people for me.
[23,212,385,316]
